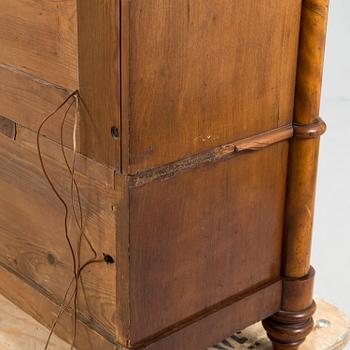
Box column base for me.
[263,301,316,350]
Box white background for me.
[314,0,350,343]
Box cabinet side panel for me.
[126,0,302,172]
[129,141,289,342]
[0,128,118,338]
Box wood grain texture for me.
[0,287,76,350]
[1,291,350,350]
[283,0,330,278]
[265,1,330,348]
[0,127,119,336]
[0,0,78,90]
[129,124,294,187]
[0,1,331,349]
[77,0,121,169]
[0,64,76,148]
[123,0,302,173]
[115,175,132,348]
[0,115,16,139]
[294,0,330,126]
[0,264,116,350]
[141,282,282,350]
[129,142,289,342]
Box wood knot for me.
[47,253,57,266]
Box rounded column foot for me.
[262,301,316,350]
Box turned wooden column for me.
[263,0,329,349]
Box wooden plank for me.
[0,0,78,90]
[0,264,116,350]
[77,0,121,169]
[123,0,302,172]
[0,64,76,148]
[129,141,289,342]
[0,127,119,336]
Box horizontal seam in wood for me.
[132,279,282,349]
[0,63,72,94]
[0,260,118,346]
[129,124,294,187]
[0,119,116,176]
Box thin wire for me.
[38,92,105,350]
[37,92,78,306]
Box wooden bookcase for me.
[0,1,329,349]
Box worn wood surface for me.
[0,64,76,147]
[0,292,74,350]
[0,265,116,350]
[0,128,119,337]
[123,0,302,172]
[129,124,293,187]
[0,0,78,90]
[129,142,289,342]
[77,0,121,169]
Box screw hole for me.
[111,126,119,140]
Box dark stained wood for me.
[123,0,302,172]
[77,0,121,169]
[129,142,289,342]
[0,127,118,336]
[0,64,76,148]
[0,0,78,90]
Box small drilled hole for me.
[111,126,119,140]
[103,253,115,265]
